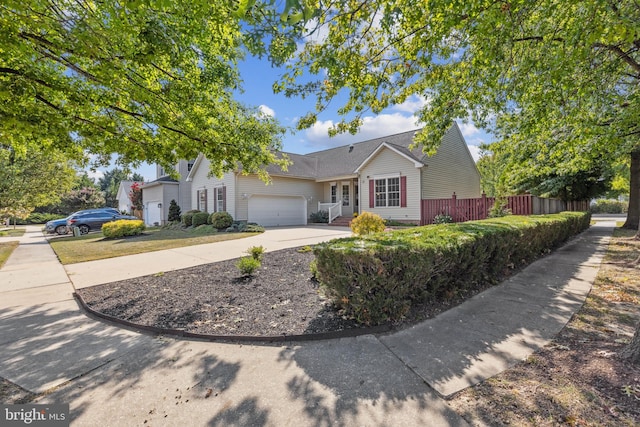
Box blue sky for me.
[92,54,494,182]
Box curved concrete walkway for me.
[0,219,616,426]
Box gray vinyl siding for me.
[359,148,422,221]
[189,157,236,218]
[421,125,481,199]
[236,175,323,221]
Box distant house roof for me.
[142,176,179,189]
[188,125,462,181]
[116,180,135,201]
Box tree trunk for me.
[622,149,640,231]
[621,325,640,364]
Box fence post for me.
[481,192,487,219]
[451,192,457,222]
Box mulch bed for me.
[76,246,492,339]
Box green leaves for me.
[0,0,286,182]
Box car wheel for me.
[78,225,90,235]
[55,225,68,235]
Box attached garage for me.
[248,195,307,226]
[145,201,162,226]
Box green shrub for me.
[168,200,181,222]
[309,259,318,280]
[314,212,591,325]
[310,210,329,223]
[236,256,261,276]
[27,213,65,224]
[242,224,265,233]
[433,214,453,224]
[192,212,210,227]
[350,211,386,236]
[246,245,265,260]
[182,210,200,227]
[590,199,627,214]
[102,220,146,238]
[210,211,233,229]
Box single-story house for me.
[182,123,481,227]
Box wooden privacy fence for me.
[420,193,589,225]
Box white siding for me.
[189,157,236,218]
[236,175,323,222]
[421,124,481,199]
[359,148,422,222]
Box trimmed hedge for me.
[102,220,146,238]
[182,210,200,227]
[210,211,233,229]
[313,212,591,325]
[192,212,210,227]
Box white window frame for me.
[215,186,224,212]
[374,174,401,208]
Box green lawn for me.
[0,228,26,237]
[49,226,260,264]
[0,241,19,268]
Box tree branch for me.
[593,43,640,74]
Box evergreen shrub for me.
[192,212,210,227]
[314,212,591,325]
[210,211,233,229]
[182,210,200,227]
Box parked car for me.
[66,210,138,235]
[44,208,121,236]
[44,217,71,235]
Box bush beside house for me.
[314,212,591,325]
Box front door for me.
[341,181,353,216]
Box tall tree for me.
[0,0,287,180]
[243,0,639,226]
[0,145,76,219]
[98,168,130,208]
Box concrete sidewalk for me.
[0,219,616,426]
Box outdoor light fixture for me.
[157,203,162,208]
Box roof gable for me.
[354,142,424,173]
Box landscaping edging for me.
[73,292,393,343]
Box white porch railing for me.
[318,202,342,224]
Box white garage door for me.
[145,202,162,226]
[248,195,306,226]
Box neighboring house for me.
[183,123,481,227]
[115,180,135,214]
[141,160,194,226]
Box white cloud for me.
[457,121,481,137]
[391,95,429,113]
[258,104,276,117]
[299,113,421,151]
[86,169,105,181]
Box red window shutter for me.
[369,179,374,208]
[222,186,227,212]
[400,176,407,207]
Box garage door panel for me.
[248,196,306,226]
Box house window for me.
[330,183,337,203]
[215,186,224,212]
[375,177,400,207]
[342,183,349,206]
[198,189,208,212]
[187,159,195,172]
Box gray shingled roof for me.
[266,128,426,180]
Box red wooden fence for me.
[420,193,588,225]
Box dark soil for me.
[76,246,493,338]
